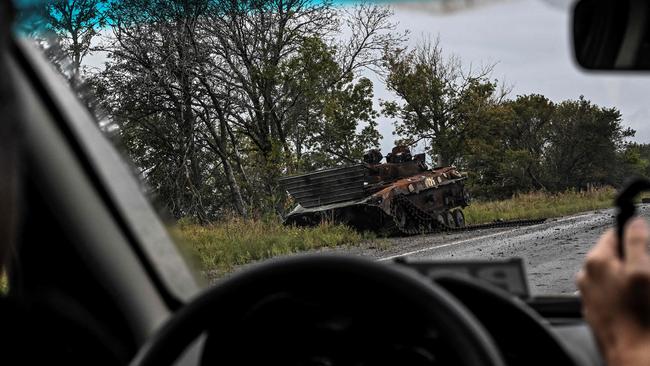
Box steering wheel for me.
[434,273,578,365]
[130,255,505,366]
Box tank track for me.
[390,194,546,236]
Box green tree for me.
[618,143,650,179]
[382,37,498,166]
[462,101,517,198]
[95,0,400,219]
[197,0,401,210]
[458,93,632,198]
[43,0,107,87]
[98,0,240,221]
[502,94,555,190]
[282,38,381,170]
[543,96,634,190]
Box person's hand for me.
[577,217,650,366]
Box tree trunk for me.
[527,165,547,191]
[218,154,248,218]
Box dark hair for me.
[0,0,19,274]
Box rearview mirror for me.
[573,0,650,70]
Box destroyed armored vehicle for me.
[281,146,470,235]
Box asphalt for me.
[336,205,650,295]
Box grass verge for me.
[464,187,616,225]
[172,219,370,279]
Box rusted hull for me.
[283,178,469,234]
[280,165,367,208]
[284,202,396,233]
[404,179,469,215]
[372,168,468,216]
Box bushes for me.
[464,187,616,224]
[465,96,635,199]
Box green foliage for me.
[467,95,634,198]
[283,37,382,171]
[542,97,633,190]
[620,142,650,178]
[384,38,636,199]
[173,218,365,278]
[43,0,642,222]
[382,38,498,166]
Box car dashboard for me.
[396,258,602,366]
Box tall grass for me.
[172,219,366,278]
[464,187,617,225]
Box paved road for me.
[358,205,650,295]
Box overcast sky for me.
[372,0,650,153]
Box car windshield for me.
[13,0,650,296]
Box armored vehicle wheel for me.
[445,211,456,228]
[453,209,466,228]
[394,204,408,228]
